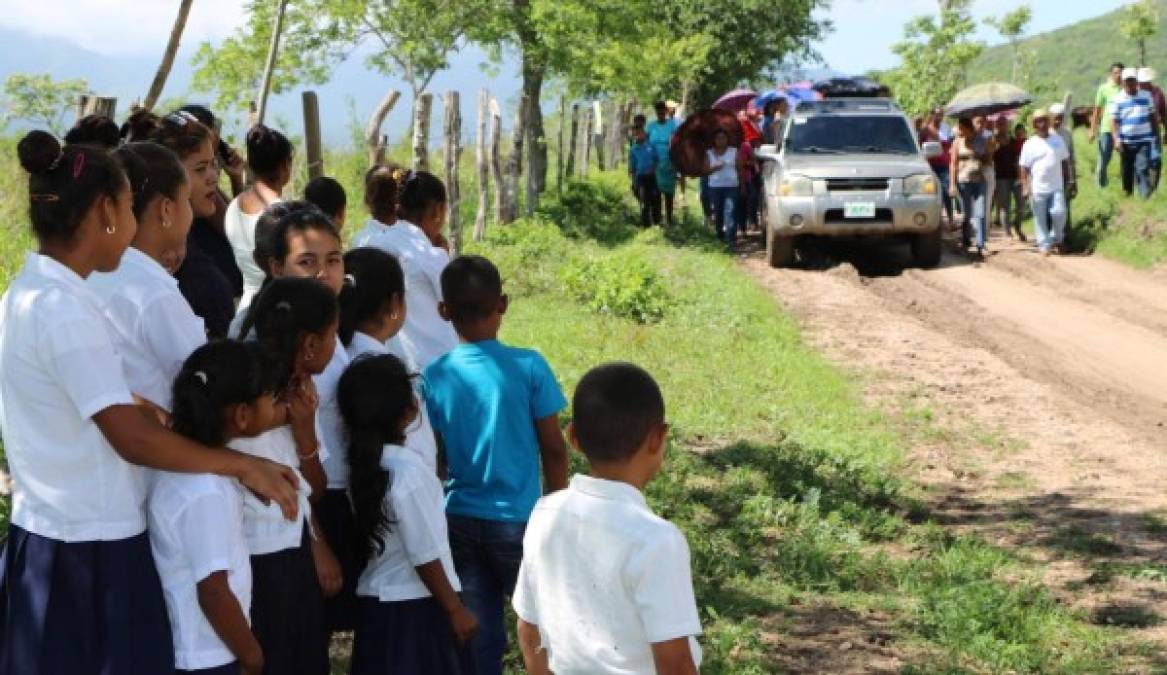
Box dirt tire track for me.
[738,231,1167,668]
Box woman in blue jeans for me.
[704,129,743,247]
[949,117,991,258]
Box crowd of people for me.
[917,62,1167,260]
[0,104,705,675]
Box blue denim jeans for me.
[447,514,526,675]
[932,165,954,221]
[1120,140,1152,199]
[709,186,738,244]
[1097,131,1114,187]
[957,180,986,249]
[1030,190,1067,251]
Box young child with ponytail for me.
[150,340,280,675]
[339,354,477,675]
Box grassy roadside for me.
[467,172,1138,673]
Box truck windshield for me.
[785,116,918,155]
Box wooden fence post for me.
[443,91,463,256]
[255,0,289,126]
[365,90,401,167]
[556,96,566,193]
[489,99,504,225]
[143,0,193,111]
[565,104,579,179]
[592,101,605,170]
[500,94,528,224]
[580,105,592,178]
[76,95,117,120]
[474,89,491,241]
[607,99,624,170]
[302,91,324,180]
[412,93,433,171]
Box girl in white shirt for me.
[338,354,477,675]
[234,276,341,675]
[88,141,206,415]
[352,168,457,368]
[339,246,440,472]
[0,132,298,675]
[152,340,280,675]
[226,125,293,307]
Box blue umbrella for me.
[754,90,788,109]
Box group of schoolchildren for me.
[0,105,703,675]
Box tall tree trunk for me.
[556,96,566,192]
[412,93,433,171]
[501,94,528,224]
[143,0,193,111]
[565,104,579,178]
[365,90,401,167]
[256,0,290,126]
[514,0,548,198]
[489,98,504,224]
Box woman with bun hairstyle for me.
[88,141,206,416]
[149,110,243,338]
[352,167,457,369]
[227,125,295,308]
[0,131,300,675]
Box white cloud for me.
[0,0,245,55]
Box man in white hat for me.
[1020,108,1071,255]
[1138,67,1166,190]
[1111,66,1160,199]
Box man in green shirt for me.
[1090,62,1124,187]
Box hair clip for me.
[72,153,86,179]
[193,370,208,384]
[343,273,356,287]
[47,148,65,172]
[165,111,197,127]
[30,193,60,202]
[391,167,406,182]
[276,300,293,311]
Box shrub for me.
[537,173,637,245]
[465,218,574,295]
[560,248,673,323]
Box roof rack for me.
[798,98,901,114]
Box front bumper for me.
[766,182,941,237]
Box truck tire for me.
[911,228,942,268]
[767,229,796,268]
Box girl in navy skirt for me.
[151,341,280,675]
[0,133,299,675]
[339,246,439,474]
[234,276,340,675]
[248,203,354,632]
[338,354,478,675]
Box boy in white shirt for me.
[512,363,702,675]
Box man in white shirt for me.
[1019,108,1072,255]
[513,363,701,675]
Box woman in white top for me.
[0,132,298,675]
[338,354,476,675]
[88,142,206,415]
[226,125,293,307]
[704,128,744,248]
[352,167,457,369]
[339,247,439,472]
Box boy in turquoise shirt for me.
[423,254,569,675]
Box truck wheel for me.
[767,229,796,268]
[911,228,942,268]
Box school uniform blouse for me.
[148,471,252,670]
[346,331,439,474]
[355,444,459,602]
[0,253,143,542]
[351,218,457,369]
[88,247,206,411]
[229,426,313,555]
[225,196,279,309]
[317,337,351,489]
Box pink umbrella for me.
[713,88,758,114]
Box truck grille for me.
[824,208,895,224]
[826,178,889,192]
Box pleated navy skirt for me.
[249,525,329,675]
[349,596,476,675]
[0,524,174,675]
[317,488,360,632]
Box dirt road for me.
[740,232,1167,664]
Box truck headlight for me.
[779,175,813,197]
[904,174,937,195]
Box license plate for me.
[844,202,876,218]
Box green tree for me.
[882,0,984,116]
[1,73,89,135]
[1120,0,1159,66]
[985,4,1032,82]
[192,0,489,114]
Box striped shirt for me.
[1113,90,1157,144]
